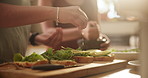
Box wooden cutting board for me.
[0,59,127,78]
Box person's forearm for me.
[41,22,83,42]
[41,21,55,32]
[38,0,53,6]
[0,3,56,28]
[62,28,82,42]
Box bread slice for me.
[50,60,77,66]
[94,54,114,61]
[14,60,49,68]
[73,56,94,63]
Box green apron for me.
[0,0,31,62]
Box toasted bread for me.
[94,54,114,61]
[73,56,94,63]
[50,60,77,66]
[14,60,49,68]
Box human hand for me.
[35,28,63,49]
[59,6,88,30]
[98,34,110,51]
[82,21,100,40]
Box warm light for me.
[107,2,120,19]
[97,0,120,19]
[97,0,109,14]
[95,50,102,52]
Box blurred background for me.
[97,0,140,49]
[30,0,141,49]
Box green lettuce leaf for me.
[41,47,74,60]
[41,48,54,60]
[23,52,45,62]
[13,53,24,62]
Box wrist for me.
[29,32,40,46]
[45,7,57,21]
[34,34,43,45]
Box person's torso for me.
[0,0,31,62]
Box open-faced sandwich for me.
[87,50,114,61]
[13,52,48,67]
[72,49,114,62]
[13,47,114,68]
[72,50,94,63]
[41,48,77,66]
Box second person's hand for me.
[35,28,63,49]
[99,34,110,51]
[82,21,100,40]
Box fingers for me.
[88,21,97,27]
[73,16,87,30]
[78,8,88,21]
[100,47,108,51]
[59,6,88,30]
[45,31,57,46]
[101,34,110,44]
[99,43,110,51]
[76,7,88,29]
[48,33,59,45]
[46,28,63,48]
[99,34,110,51]
[53,28,63,46]
[100,43,110,48]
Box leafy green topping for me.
[53,49,74,60]
[13,52,45,62]
[61,46,73,50]
[41,48,54,60]
[109,48,140,52]
[23,52,45,62]
[42,47,74,60]
[13,53,24,62]
[74,52,91,56]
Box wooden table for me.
[0,60,127,78]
